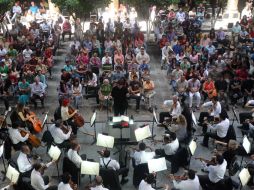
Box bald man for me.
[90,176,109,190]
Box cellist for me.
[59,98,78,135]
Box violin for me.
[69,179,78,190]
[195,156,216,166]
[68,106,85,127]
[25,108,43,133]
[19,129,41,148]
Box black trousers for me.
[118,167,129,179]
[239,112,252,124]
[129,95,141,110]
[43,176,58,190]
[198,175,221,189]
[159,112,171,123]
[113,104,126,116]
[31,94,44,107]
[56,140,72,150]
[64,119,78,135]
[155,148,173,162]
[0,96,9,110]
[198,112,213,123]
[203,132,225,147]
[62,31,71,41]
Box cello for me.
[19,129,41,148]
[25,109,43,133]
[68,106,85,127]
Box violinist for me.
[169,169,200,190]
[198,154,227,189]
[49,119,72,149]
[139,173,169,190]
[90,176,109,190]
[157,95,182,128]
[155,132,179,161]
[67,142,87,168]
[60,98,78,135]
[58,172,77,190]
[8,122,29,150]
[132,142,155,166]
[17,144,33,177]
[10,103,33,132]
[198,96,221,126]
[31,162,57,190]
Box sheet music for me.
[6,165,20,183]
[81,161,99,175]
[140,152,155,163]
[42,114,48,126]
[135,125,151,141]
[243,135,251,154]
[153,109,159,124]
[90,112,97,126]
[112,116,129,123]
[96,133,114,148]
[0,144,4,157]
[192,111,197,125]
[189,140,197,156]
[48,145,61,161]
[120,115,129,122]
[148,157,167,173]
[239,168,251,186]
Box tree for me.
[0,0,14,16]
[52,0,111,19]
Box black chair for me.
[133,162,149,187]
[222,125,236,143]
[84,86,99,104]
[41,130,54,151]
[99,168,121,190]
[62,156,80,185]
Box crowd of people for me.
[2,0,254,190]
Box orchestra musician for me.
[31,162,57,190]
[197,154,227,189]
[138,173,169,190]
[17,144,34,177]
[99,149,129,185]
[90,176,109,190]
[157,95,182,128]
[198,96,221,126]
[132,142,155,166]
[10,103,33,133]
[49,119,73,149]
[167,114,188,142]
[60,98,78,135]
[8,122,29,150]
[201,112,230,148]
[169,169,200,190]
[67,142,87,168]
[58,172,77,190]
[155,132,179,161]
[239,99,254,124]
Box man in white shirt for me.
[158,96,182,127]
[58,172,76,190]
[22,46,33,62]
[133,142,155,166]
[136,47,150,64]
[176,8,186,23]
[198,155,227,189]
[17,145,33,177]
[139,173,169,190]
[198,96,221,125]
[30,77,45,108]
[49,119,72,149]
[91,176,109,190]
[67,142,86,168]
[239,99,254,124]
[202,113,230,147]
[170,169,200,190]
[8,122,29,150]
[155,132,179,161]
[99,149,129,184]
[31,163,57,190]
[0,45,7,58]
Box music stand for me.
[135,125,152,142]
[48,145,61,179]
[232,107,239,126]
[90,111,97,145]
[148,157,167,173]
[42,112,48,130]
[188,139,197,168]
[81,160,99,182]
[239,168,251,190]
[96,133,114,149]
[240,135,251,167]
[6,164,19,184]
[149,107,158,141]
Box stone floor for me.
[0,39,252,190]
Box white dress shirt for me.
[202,101,221,117]
[49,124,71,144]
[12,5,22,14]
[164,138,179,155]
[8,128,29,144]
[30,82,45,96]
[133,151,155,165]
[211,118,230,138]
[17,152,33,173]
[138,180,155,190]
[163,100,182,118]
[31,169,49,190]
[173,175,200,190]
[204,159,227,183]
[100,157,120,171]
[58,182,73,190]
[136,52,150,64]
[61,106,71,121]
[91,185,109,190]
[67,149,82,168]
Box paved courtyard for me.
[0,38,252,190]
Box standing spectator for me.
[62,19,72,41]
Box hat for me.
[62,98,70,106]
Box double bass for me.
[19,129,41,148]
[68,106,85,127]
